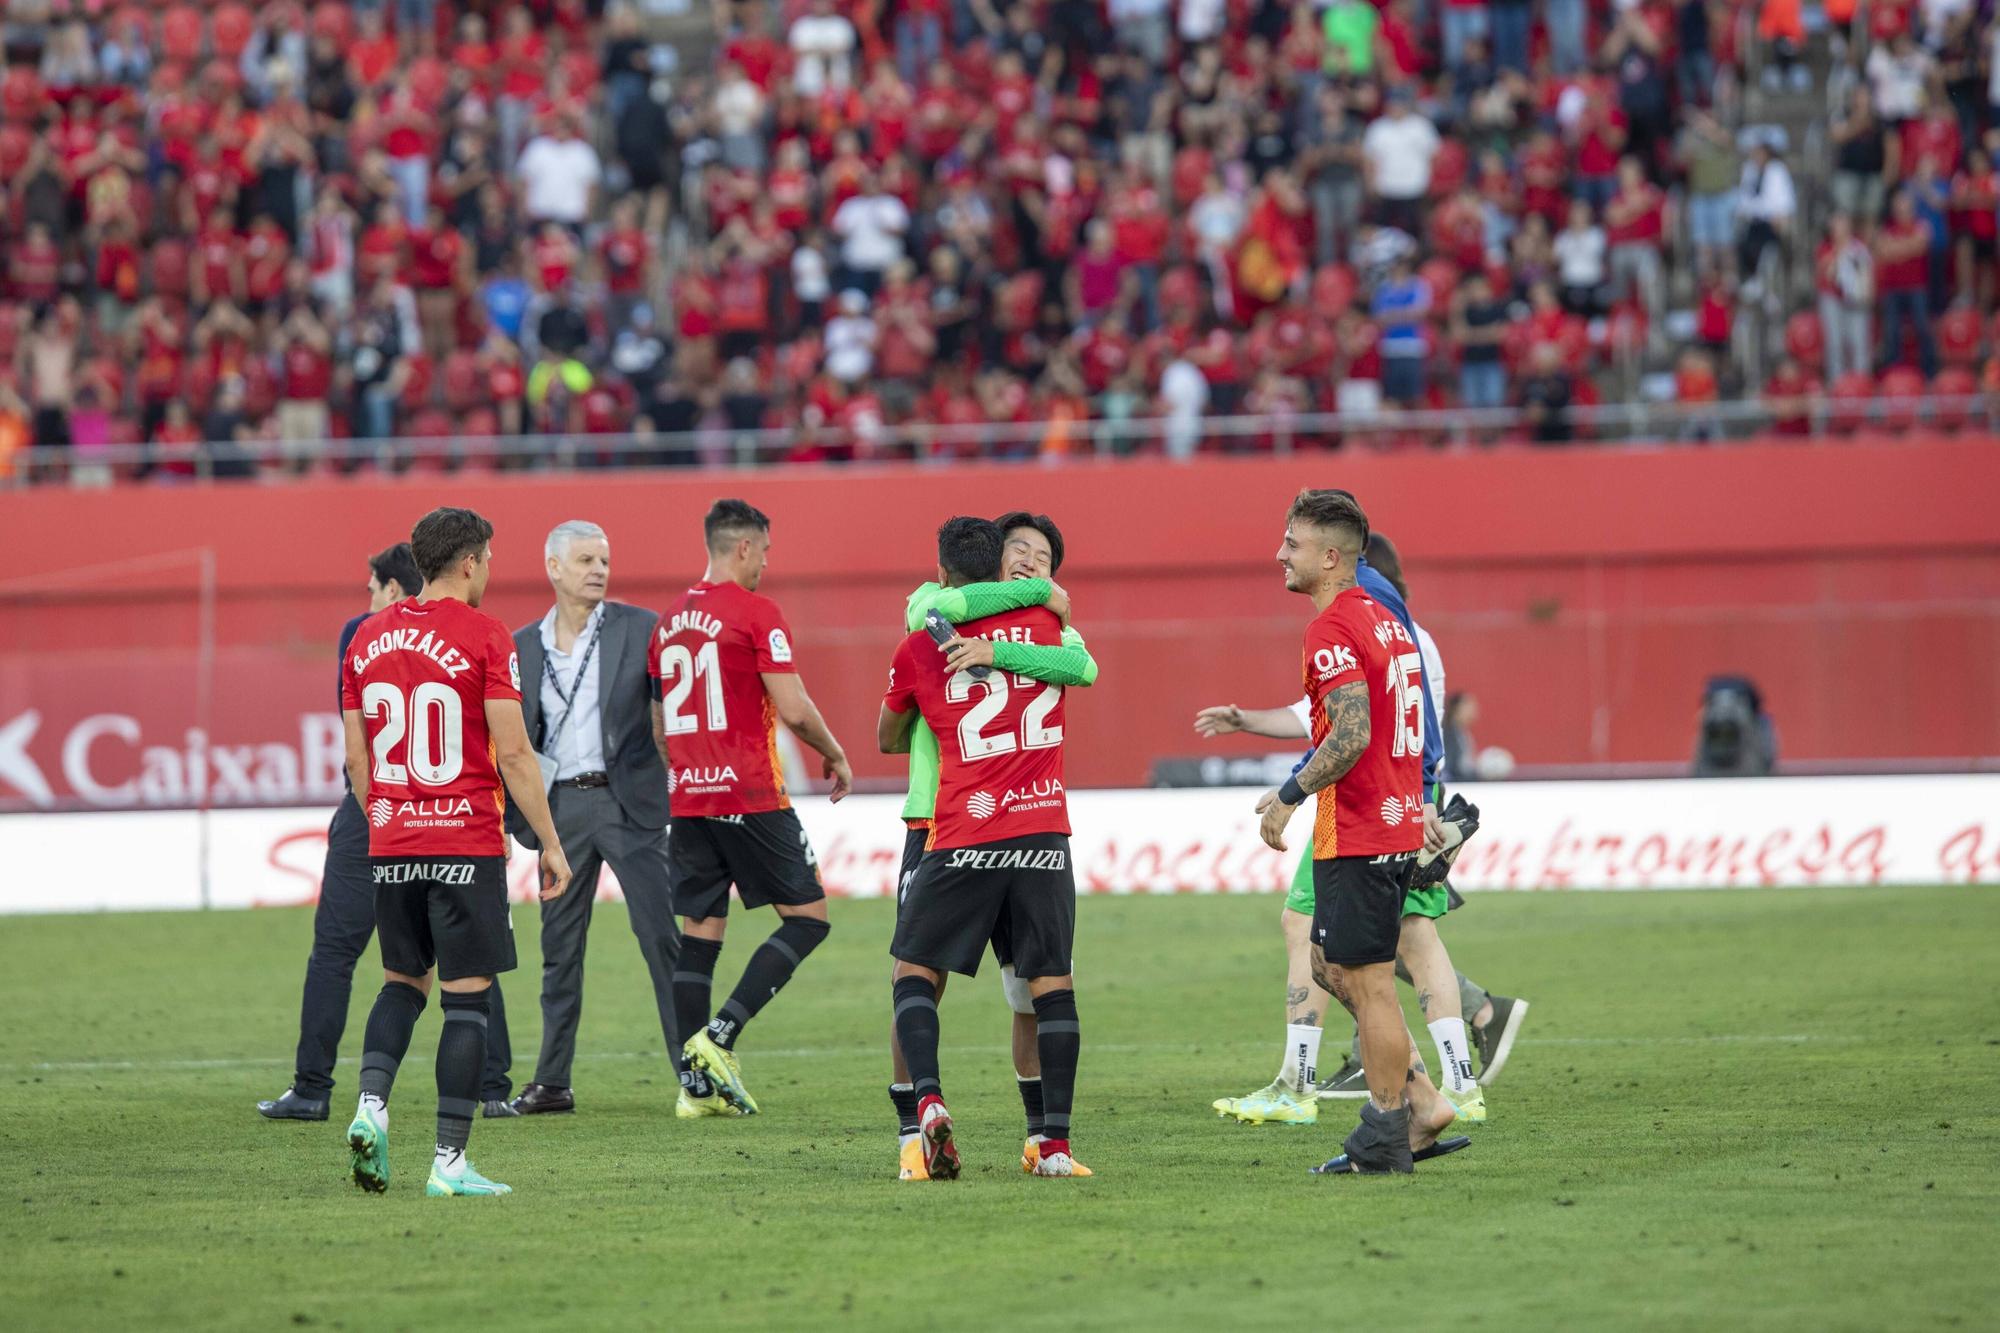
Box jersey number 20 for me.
[363,681,465,784]
[947,671,1061,760]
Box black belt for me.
[554,772,611,789]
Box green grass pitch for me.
[3,886,1996,1330]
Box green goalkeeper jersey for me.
[900,578,1100,821]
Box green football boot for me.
[684,1030,759,1115]
[347,1102,389,1194]
[426,1155,513,1197]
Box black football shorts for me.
[372,855,516,982]
[897,821,1017,969]
[670,809,825,920]
[892,832,1074,980]
[1312,850,1417,967]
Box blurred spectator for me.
[1554,201,1607,315]
[517,114,600,230]
[1680,109,1740,277]
[1362,88,1439,236]
[1371,255,1431,406]
[1816,213,1875,384]
[1521,343,1575,442]
[824,290,878,383]
[1875,190,1939,378]
[831,172,911,296]
[1451,270,1509,409]
[1736,135,1796,292]
[1158,352,1209,457]
[789,0,857,96]
[1443,692,1480,782]
[1827,86,1888,227]
[1762,356,1816,436]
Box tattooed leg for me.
[1282,908,1330,1026]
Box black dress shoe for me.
[482,1098,522,1118]
[257,1088,330,1121]
[507,1083,575,1115]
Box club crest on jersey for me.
[767,628,793,663]
[368,797,394,828]
[1379,794,1422,826]
[1313,645,1359,680]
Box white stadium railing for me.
[7,393,1996,484]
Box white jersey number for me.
[946,671,1063,761]
[1386,652,1424,760]
[659,640,728,735]
[363,681,465,785]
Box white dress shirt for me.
[539,603,606,779]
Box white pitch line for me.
[3,1033,1872,1075]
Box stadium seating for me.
[0,0,1994,483]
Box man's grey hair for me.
[546,519,608,559]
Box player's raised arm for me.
[905,575,1053,632]
[1195,701,1312,739]
[942,621,1099,686]
[486,695,572,901]
[763,672,853,801]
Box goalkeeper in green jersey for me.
[883,511,1100,1181]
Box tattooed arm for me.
[1256,682,1372,851]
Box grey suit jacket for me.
[506,600,670,846]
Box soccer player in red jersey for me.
[340,508,572,1198]
[1254,490,1466,1176]
[651,500,854,1116]
[877,518,1087,1180]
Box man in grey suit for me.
[504,520,686,1115]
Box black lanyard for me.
[542,613,602,751]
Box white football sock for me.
[434,1144,464,1173]
[898,1132,919,1150]
[359,1093,387,1128]
[1428,1018,1475,1093]
[1280,1023,1323,1092]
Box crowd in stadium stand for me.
[0,0,1996,478]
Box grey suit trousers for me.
[530,784,681,1087]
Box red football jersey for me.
[340,598,522,857]
[649,580,797,816]
[1302,587,1425,859]
[883,606,1069,850]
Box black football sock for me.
[358,981,426,1106]
[1018,1077,1046,1139]
[674,936,722,1045]
[435,989,490,1158]
[1032,989,1081,1147]
[892,976,943,1101]
[889,1083,920,1139]
[709,917,830,1049]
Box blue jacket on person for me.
[336,612,366,790]
[1290,557,1442,799]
